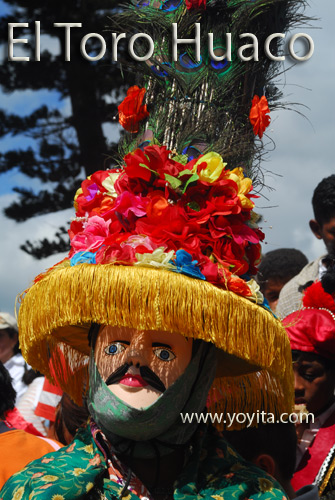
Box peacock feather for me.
[111,0,310,186]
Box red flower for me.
[185,0,206,10]
[146,192,169,218]
[95,244,136,265]
[249,95,270,138]
[124,148,154,182]
[212,235,249,276]
[245,238,263,276]
[225,271,253,296]
[74,170,111,216]
[118,86,149,133]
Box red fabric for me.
[283,308,335,360]
[303,281,335,312]
[4,407,43,437]
[35,378,63,422]
[292,411,335,490]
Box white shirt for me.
[4,353,28,403]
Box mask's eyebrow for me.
[111,340,130,345]
[152,342,172,349]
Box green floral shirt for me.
[0,424,288,500]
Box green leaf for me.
[187,201,200,211]
[171,154,188,165]
[164,173,183,190]
[139,163,158,175]
[182,173,199,193]
[178,168,195,178]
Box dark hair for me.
[88,323,100,349]
[312,175,335,226]
[321,254,335,296]
[257,248,308,292]
[0,361,17,419]
[223,422,297,481]
[54,393,89,445]
[3,327,20,356]
[22,368,43,386]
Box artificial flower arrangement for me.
[249,95,271,139]
[65,144,265,303]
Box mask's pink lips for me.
[119,374,148,387]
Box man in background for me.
[257,248,308,312]
[276,175,335,318]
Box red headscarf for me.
[283,281,335,360]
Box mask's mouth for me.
[105,363,129,385]
[118,374,149,387]
[105,363,166,393]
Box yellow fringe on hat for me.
[18,264,293,418]
[208,370,294,430]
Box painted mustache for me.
[140,366,166,393]
[105,363,130,385]
[105,363,166,393]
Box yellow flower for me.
[86,483,94,492]
[74,186,83,209]
[227,167,253,209]
[246,279,264,304]
[13,487,25,500]
[193,152,227,183]
[258,477,274,492]
[72,468,86,476]
[51,495,65,500]
[120,494,131,500]
[83,444,94,454]
[102,172,120,197]
[135,248,175,270]
[41,475,58,482]
[211,495,223,500]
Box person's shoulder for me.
[0,427,104,500]
[276,257,322,319]
[284,258,320,288]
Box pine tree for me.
[0,0,130,258]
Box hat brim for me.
[18,263,293,423]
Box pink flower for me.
[71,215,110,253]
[95,244,136,265]
[39,483,53,490]
[121,235,157,252]
[113,191,149,218]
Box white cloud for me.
[0,193,71,314]
[254,0,335,261]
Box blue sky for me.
[0,0,334,314]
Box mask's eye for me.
[153,347,176,361]
[105,342,126,356]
